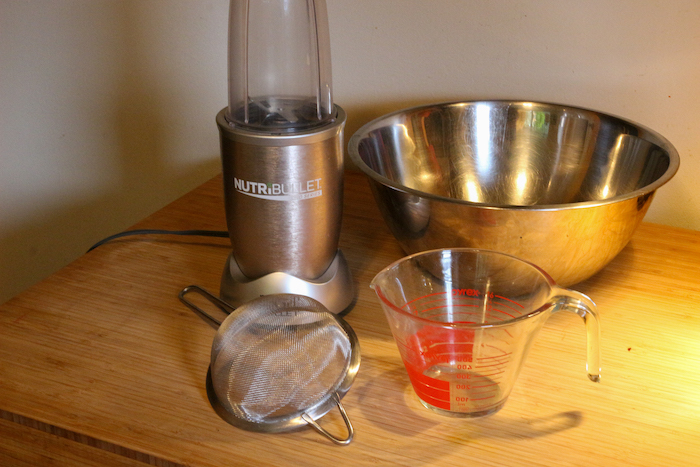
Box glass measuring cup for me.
[371,248,601,418]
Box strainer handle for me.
[301,393,354,446]
[178,285,235,330]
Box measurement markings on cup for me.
[394,290,527,412]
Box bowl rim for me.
[347,99,680,211]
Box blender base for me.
[220,250,354,314]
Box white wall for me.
[2,0,699,303]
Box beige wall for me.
[2,0,699,303]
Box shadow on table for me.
[355,356,583,442]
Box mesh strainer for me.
[179,285,360,445]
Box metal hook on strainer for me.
[179,285,360,445]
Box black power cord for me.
[87,229,229,253]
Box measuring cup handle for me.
[552,287,602,383]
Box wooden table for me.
[1,171,699,466]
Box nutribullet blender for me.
[216,0,353,313]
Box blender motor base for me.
[220,250,354,314]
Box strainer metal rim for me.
[179,286,361,441]
[206,295,360,433]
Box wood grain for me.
[0,416,176,467]
[0,171,699,466]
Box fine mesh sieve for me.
[179,286,360,445]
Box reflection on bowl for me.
[348,100,679,286]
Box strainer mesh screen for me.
[211,304,352,423]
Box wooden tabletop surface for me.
[1,171,699,467]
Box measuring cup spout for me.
[369,271,384,291]
[370,271,401,314]
[551,287,602,383]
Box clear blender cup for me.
[371,248,601,417]
[226,0,334,130]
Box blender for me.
[216,0,353,314]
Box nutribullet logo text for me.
[233,177,322,201]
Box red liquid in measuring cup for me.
[397,290,522,415]
[404,359,505,414]
[402,325,508,415]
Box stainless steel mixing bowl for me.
[348,101,679,286]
